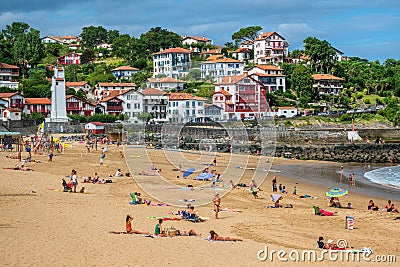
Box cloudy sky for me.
[1,0,399,62]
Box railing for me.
[106,106,123,111]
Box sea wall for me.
[275,144,400,163]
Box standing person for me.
[293,185,297,196]
[272,176,277,192]
[100,151,106,166]
[348,174,353,188]
[71,170,78,193]
[339,165,344,183]
[213,193,221,219]
[48,150,53,162]
[351,173,356,188]
[213,157,217,167]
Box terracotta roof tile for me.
[112,66,139,71]
[98,82,136,87]
[203,57,243,63]
[25,98,51,105]
[0,62,19,69]
[0,92,19,98]
[312,74,344,81]
[182,36,211,42]
[154,47,191,55]
[215,74,247,85]
[66,81,89,87]
[252,65,283,71]
[212,89,232,96]
[147,77,186,83]
[168,93,204,101]
[141,88,167,95]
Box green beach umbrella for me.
[326,188,349,197]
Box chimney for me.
[229,76,232,83]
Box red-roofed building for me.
[146,77,186,91]
[200,58,244,80]
[3,108,22,121]
[66,81,91,92]
[167,93,205,123]
[248,65,286,93]
[229,48,251,62]
[57,52,81,65]
[94,82,136,100]
[312,74,344,95]
[153,47,191,78]
[84,122,105,134]
[24,98,52,117]
[181,35,213,53]
[99,93,124,116]
[253,32,289,65]
[0,92,25,109]
[112,65,140,80]
[141,88,169,123]
[66,95,96,117]
[0,62,19,89]
[213,74,267,120]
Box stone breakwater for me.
[275,143,400,163]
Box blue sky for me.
[1,0,399,62]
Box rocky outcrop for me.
[275,144,400,163]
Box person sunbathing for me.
[368,200,379,211]
[139,170,155,176]
[126,215,149,235]
[187,206,205,222]
[389,204,399,213]
[384,200,392,211]
[209,230,242,241]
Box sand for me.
[0,141,399,267]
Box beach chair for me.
[313,206,324,216]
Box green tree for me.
[1,21,29,42]
[64,64,81,82]
[303,37,336,73]
[231,26,262,44]
[137,112,152,123]
[28,112,45,124]
[139,27,181,54]
[80,49,95,64]
[291,65,314,107]
[107,29,120,43]
[80,26,108,48]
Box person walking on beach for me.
[100,151,106,166]
[272,176,277,192]
[213,157,217,167]
[339,165,344,183]
[293,185,297,196]
[213,193,221,219]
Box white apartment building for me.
[141,88,169,123]
[153,47,191,78]
[253,32,289,65]
[247,65,286,93]
[200,58,244,80]
[168,93,205,123]
[0,63,19,89]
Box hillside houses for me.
[253,32,289,65]
[153,47,191,78]
[0,63,19,89]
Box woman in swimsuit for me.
[209,230,242,241]
[213,193,221,219]
[126,215,149,234]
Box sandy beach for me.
[0,141,399,266]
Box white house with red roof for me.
[200,58,244,80]
[168,93,206,123]
[66,81,91,92]
[105,88,143,123]
[181,35,213,53]
[0,92,25,109]
[94,82,136,100]
[229,48,251,62]
[276,107,298,118]
[213,74,268,120]
[112,66,139,80]
[153,47,191,78]
[57,52,81,65]
[3,108,22,121]
[24,98,52,117]
[66,95,96,117]
[146,77,187,91]
[248,65,286,93]
[99,92,124,116]
[312,74,344,95]
[141,88,169,123]
[84,122,105,134]
[253,32,289,65]
[0,62,19,89]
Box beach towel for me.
[147,216,180,221]
[195,172,214,181]
[219,208,242,212]
[204,236,239,242]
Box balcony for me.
[106,105,123,111]
[66,106,80,110]
[10,103,24,109]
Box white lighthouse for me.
[47,66,68,122]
